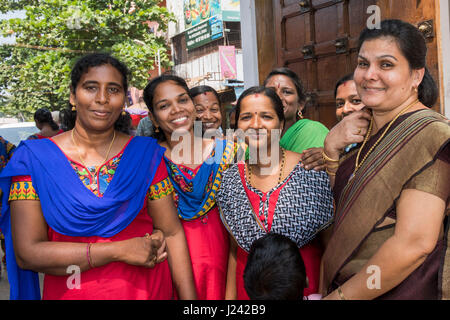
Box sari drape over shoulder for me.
[321,109,450,299]
[0,137,164,300]
[163,138,236,300]
[164,139,236,221]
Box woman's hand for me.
[116,234,163,268]
[300,147,325,171]
[324,109,372,159]
[151,228,168,264]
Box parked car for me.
[0,122,38,146]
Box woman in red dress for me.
[0,53,196,300]
[143,75,237,300]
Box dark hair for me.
[263,67,307,105]
[244,233,306,300]
[70,53,129,93]
[235,86,285,128]
[189,85,221,107]
[34,108,59,131]
[357,19,438,107]
[143,74,192,141]
[334,73,354,98]
[228,106,237,129]
[65,53,131,134]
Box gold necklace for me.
[71,129,116,191]
[247,148,286,186]
[352,99,419,179]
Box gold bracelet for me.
[322,150,339,163]
[337,286,346,300]
[326,167,337,176]
[326,161,340,169]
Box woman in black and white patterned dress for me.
[216,86,334,300]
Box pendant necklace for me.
[71,129,116,192]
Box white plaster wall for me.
[166,0,186,38]
[239,0,259,88]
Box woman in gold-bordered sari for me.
[320,19,449,300]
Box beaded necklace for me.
[247,148,286,186]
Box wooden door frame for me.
[437,0,450,118]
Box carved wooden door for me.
[273,0,439,129]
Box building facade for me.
[166,0,244,109]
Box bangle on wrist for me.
[322,150,339,163]
[326,161,339,169]
[326,167,337,176]
[87,243,95,269]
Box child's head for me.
[244,233,306,300]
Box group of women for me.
[0,19,448,300]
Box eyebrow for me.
[358,54,398,61]
[267,85,293,90]
[154,92,188,106]
[82,80,123,87]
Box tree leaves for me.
[0,0,174,119]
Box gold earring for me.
[155,126,160,133]
[122,109,126,116]
[297,110,304,119]
[71,105,76,111]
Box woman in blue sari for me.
[0,53,196,300]
[143,75,237,299]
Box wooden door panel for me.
[273,0,439,129]
[348,0,377,38]
[284,15,308,51]
[314,5,340,44]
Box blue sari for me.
[0,137,164,300]
[164,139,235,221]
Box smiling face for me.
[264,74,302,123]
[237,93,283,152]
[193,91,222,131]
[335,80,365,121]
[149,80,196,137]
[70,64,126,132]
[354,36,423,113]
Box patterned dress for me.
[217,162,334,298]
[8,137,175,300]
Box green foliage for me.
[0,0,174,119]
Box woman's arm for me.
[323,109,372,187]
[225,237,238,300]
[323,189,446,300]
[147,195,197,300]
[10,200,160,275]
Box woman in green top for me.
[264,68,329,171]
